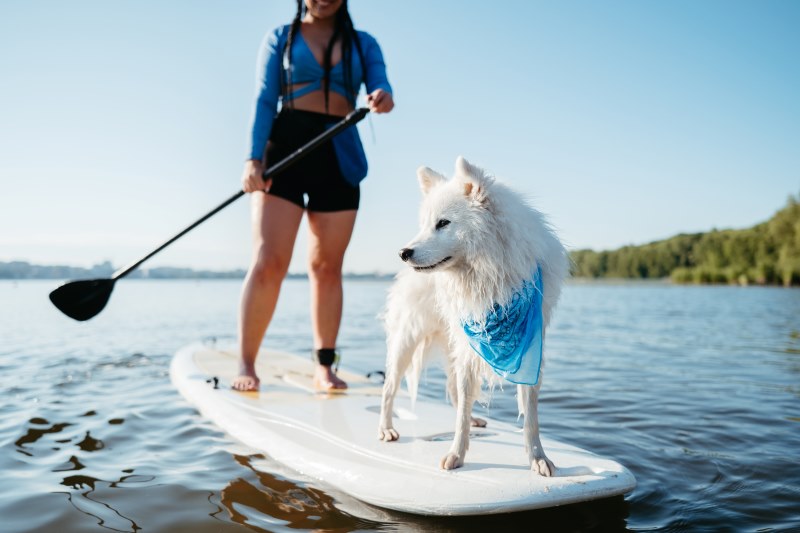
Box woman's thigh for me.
[306,210,358,273]
[250,192,305,269]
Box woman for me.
[234,0,394,392]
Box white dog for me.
[378,156,569,475]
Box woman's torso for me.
[286,23,354,117]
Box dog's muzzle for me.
[400,247,452,271]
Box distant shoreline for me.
[570,194,799,287]
[4,260,798,287]
[0,260,396,281]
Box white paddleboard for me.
[171,343,636,516]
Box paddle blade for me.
[49,278,115,321]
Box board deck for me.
[171,343,636,516]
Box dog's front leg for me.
[378,377,400,441]
[378,336,416,441]
[440,363,476,470]
[520,383,555,476]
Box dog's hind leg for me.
[378,335,418,441]
[440,361,479,470]
[444,356,486,428]
[520,383,555,476]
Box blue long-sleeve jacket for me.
[246,25,392,185]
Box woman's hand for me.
[366,89,394,114]
[241,159,270,193]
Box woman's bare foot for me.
[313,365,347,391]
[232,363,260,391]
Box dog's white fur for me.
[378,156,569,474]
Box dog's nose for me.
[399,248,414,262]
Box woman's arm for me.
[246,27,285,162]
[360,32,394,113]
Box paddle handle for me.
[112,107,370,280]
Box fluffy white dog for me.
[378,156,569,475]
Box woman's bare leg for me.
[307,209,357,390]
[233,193,304,391]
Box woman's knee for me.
[250,249,291,284]
[309,257,343,286]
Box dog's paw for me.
[531,456,556,477]
[440,452,464,470]
[470,416,487,428]
[378,427,399,441]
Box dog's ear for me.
[454,156,490,203]
[417,166,446,195]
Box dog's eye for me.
[435,219,451,230]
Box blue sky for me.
[1,1,798,274]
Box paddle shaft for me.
[112,107,370,280]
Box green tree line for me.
[570,194,800,286]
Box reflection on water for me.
[218,454,631,532]
[13,415,149,533]
[221,455,370,531]
[0,280,799,531]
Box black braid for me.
[282,0,303,109]
[322,11,343,112]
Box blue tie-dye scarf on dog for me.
[462,266,543,386]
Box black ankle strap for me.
[316,348,337,367]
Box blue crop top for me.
[246,25,392,185]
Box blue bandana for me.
[462,266,543,386]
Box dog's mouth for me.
[412,256,452,272]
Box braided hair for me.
[281,0,366,111]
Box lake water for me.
[1,279,798,532]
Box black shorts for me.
[265,108,360,212]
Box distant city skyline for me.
[2,1,798,273]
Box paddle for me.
[50,107,371,321]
